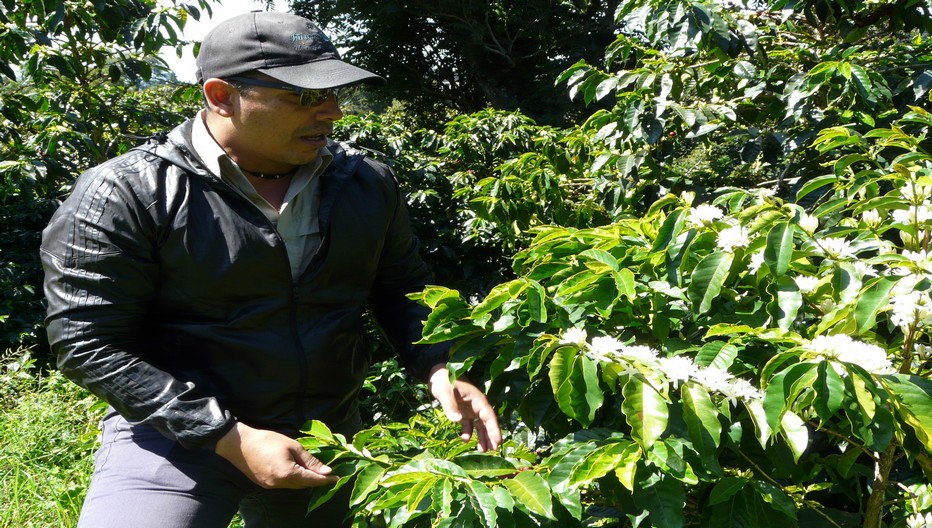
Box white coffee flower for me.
[798,213,820,235]
[892,203,932,225]
[851,261,878,278]
[794,275,820,294]
[818,237,856,260]
[717,225,750,253]
[693,367,735,394]
[807,334,893,375]
[559,327,588,347]
[916,343,932,360]
[861,209,882,228]
[587,336,624,362]
[904,249,932,265]
[748,250,766,274]
[688,204,724,227]
[719,377,764,405]
[620,345,659,364]
[658,355,699,387]
[907,512,932,528]
[900,183,932,203]
[890,291,932,328]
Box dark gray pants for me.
[77,412,352,528]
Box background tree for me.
[292,0,621,127]
[560,0,932,214]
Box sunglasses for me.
[224,76,339,107]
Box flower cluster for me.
[559,329,763,403]
[816,237,856,260]
[907,512,932,528]
[688,204,724,227]
[716,224,750,253]
[806,334,893,375]
[890,290,932,328]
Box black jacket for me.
[41,119,446,448]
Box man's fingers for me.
[294,448,332,475]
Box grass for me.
[0,349,103,528]
[0,348,420,527]
[0,349,253,528]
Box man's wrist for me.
[207,419,238,453]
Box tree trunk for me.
[864,444,897,528]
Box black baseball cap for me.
[195,11,385,89]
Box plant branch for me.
[806,421,878,461]
[864,443,898,528]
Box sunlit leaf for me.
[622,377,669,450]
[687,251,734,314]
[502,471,555,520]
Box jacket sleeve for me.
[365,160,450,380]
[41,157,235,449]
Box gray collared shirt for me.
[191,110,332,279]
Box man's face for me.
[224,76,344,172]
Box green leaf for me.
[849,64,873,98]
[454,453,519,479]
[301,420,336,443]
[493,486,515,513]
[648,438,698,484]
[545,440,600,493]
[780,411,809,462]
[750,480,797,520]
[472,281,521,323]
[682,383,723,458]
[635,473,686,528]
[652,208,687,252]
[555,269,601,299]
[549,348,604,426]
[764,221,794,276]
[687,251,734,314]
[569,440,639,488]
[580,248,620,271]
[614,447,641,491]
[708,476,748,505]
[763,362,817,431]
[351,463,388,507]
[502,471,555,520]
[614,268,637,300]
[406,475,439,513]
[622,377,669,450]
[308,467,359,513]
[465,480,499,527]
[433,478,454,518]
[812,361,845,421]
[855,276,899,334]
[694,341,738,370]
[745,398,774,447]
[772,275,802,330]
[880,374,932,453]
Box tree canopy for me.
[291,0,621,127]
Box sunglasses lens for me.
[300,89,337,107]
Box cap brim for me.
[258,59,386,89]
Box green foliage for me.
[0,0,206,353]
[291,0,619,127]
[558,0,932,212]
[0,349,105,527]
[374,109,932,527]
[334,109,610,293]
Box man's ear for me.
[203,78,237,117]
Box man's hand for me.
[214,421,338,489]
[429,365,502,452]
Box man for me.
[41,11,501,527]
